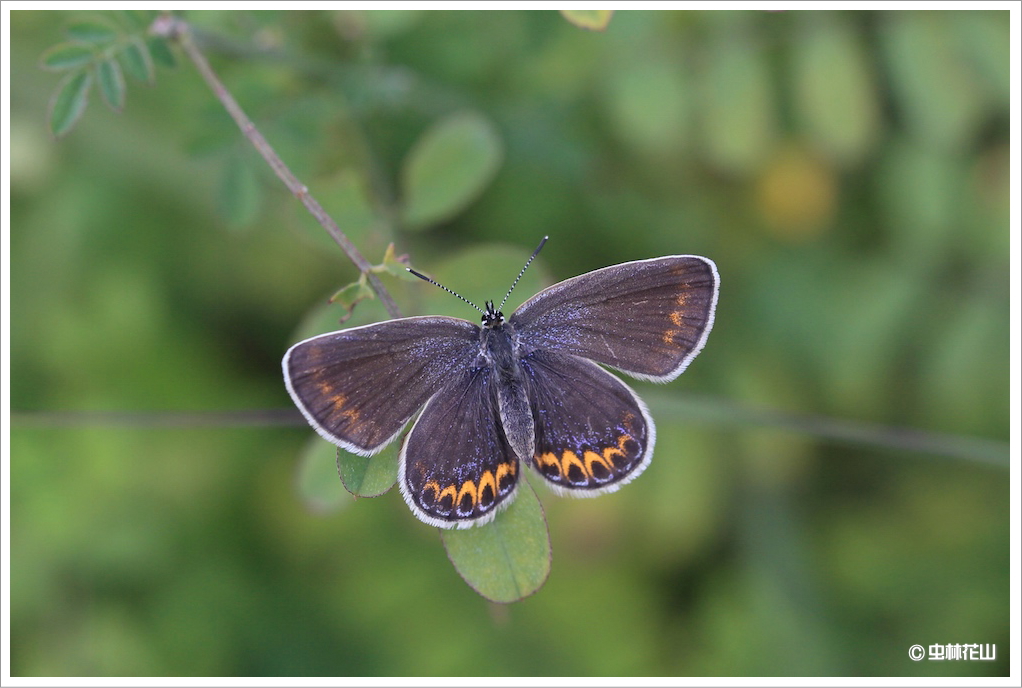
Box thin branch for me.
[646,392,1010,469]
[11,409,305,428]
[11,398,1010,469]
[150,13,401,319]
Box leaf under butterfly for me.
[336,445,400,498]
[441,480,551,604]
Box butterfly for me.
[283,238,719,528]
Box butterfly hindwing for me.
[400,367,520,528]
[510,255,719,382]
[283,316,479,455]
[522,350,654,494]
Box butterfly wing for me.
[522,350,654,493]
[400,366,520,528]
[283,316,479,455]
[510,255,719,382]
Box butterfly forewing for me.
[283,316,479,455]
[400,367,520,528]
[510,256,718,382]
[523,350,653,494]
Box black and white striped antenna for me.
[498,235,548,311]
[406,236,549,325]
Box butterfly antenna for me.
[498,235,548,311]
[406,268,486,315]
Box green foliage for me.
[96,57,125,111]
[12,8,1010,677]
[65,18,119,44]
[38,11,175,138]
[39,43,95,70]
[791,15,879,165]
[47,69,93,138]
[118,38,156,85]
[400,110,504,230]
[147,34,178,68]
[328,276,376,322]
[335,445,400,498]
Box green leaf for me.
[66,19,118,45]
[792,15,880,166]
[119,39,155,85]
[48,69,93,138]
[441,481,551,603]
[97,58,125,112]
[879,12,986,152]
[296,436,351,513]
[328,277,375,324]
[147,36,177,69]
[39,43,94,71]
[559,9,614,31]
[369,243,414,280]
[603,59,691,158]
[697,39,777,175]
[400,111,503,230]
[336,445,399,497]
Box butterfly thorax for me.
[479,320,535,463]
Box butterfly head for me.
[481,300,505,329]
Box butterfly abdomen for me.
[483,324,536,462]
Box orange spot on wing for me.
[457,480,477,510]
[666,293,694,341]
[561,451,586,481]
[478,471,496,502]
[602,443,626,468]
[437,485,457,511]
[496,461,517,495]
[535,452,561,477]
[583,450,611,480]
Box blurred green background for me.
[9,9,1010,677]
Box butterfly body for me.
[284,252,719,529]
[483,322,536,465]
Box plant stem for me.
[151,13,402,319]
